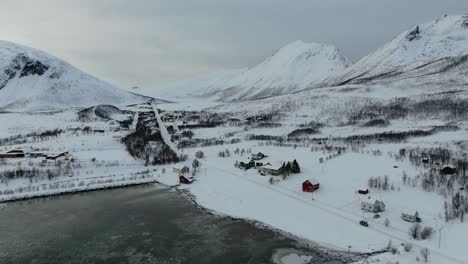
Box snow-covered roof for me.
[362,197,384,204]
[260,164,280,170]
[305,178,319,185]
[402,209,418,216]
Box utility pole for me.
[438,226,442,249]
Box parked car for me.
[359,220,369,227]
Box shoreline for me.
[177,188,387,263]
[0,178,164,203]
[0,177,387,263]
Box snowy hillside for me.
[152,41,351,102]
[0,40,150,111]
[319,15,468,87]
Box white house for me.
[361,198,386,213]
[401,209,420,223]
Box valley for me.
[1,13,468,264]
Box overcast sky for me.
[0,0,467,90]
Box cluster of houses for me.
[358,193,421,224]
[0,149,71,161]
[233,151,322,193]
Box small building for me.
[28,151,48,158]
[173,166,190,174]
[357,189,369,195]
[0,150,25,159]
[251,152,268,161]
[179,175,194,184]
[258,164,283,176]
[401,209,420,223]
[441,165,457,175]
[361,198,386,213]
[302,179,320,192]
[238,160,258,170]
[46,152,69,160]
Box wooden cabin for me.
[258,164,283,176]
[173,166,190,174]
[401,209,420,223]
[179,175,194,184]
[361,198,386,213]
[302,179,320,192]
[251,152,268,161]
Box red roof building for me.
[302,179,320,192]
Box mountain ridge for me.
[0,40,152,111]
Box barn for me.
[302,179,320,192]
[0,150,25,159]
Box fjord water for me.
[0,185,343,264]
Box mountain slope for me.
[0,40,150,111]
[158,41,351,102]
[319,15,468,87]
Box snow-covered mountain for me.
[0,40,150,111]
[156,41,351,102]
[318,15,468,87]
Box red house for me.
[302,179,320,192]
[0,149,25,159]
[179,175,194,184]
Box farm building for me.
[0,150,26,159]
[28,151,48,158]
[258,164,283,176]
[441,165,457,175]
[179,175,194,184]
[302,179,320,192]
[173,166,190,174]
[46,152,69,160]
[361,198,386,213]
[401,209,421,223]
[251,152,268,161]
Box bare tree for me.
[420,248,430,263]
[409,223,421,239]
[403,243,413,252]
[384,218,390,227]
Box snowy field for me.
[1,104,467,264]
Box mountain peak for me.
[205,41,351,101]
[319,14,468,87]
[0,40,148,111]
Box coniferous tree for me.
[291,159,301,174]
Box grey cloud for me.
[0,0,467,90]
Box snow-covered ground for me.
[1,100,467,264]
[151,140,468,264]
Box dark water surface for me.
[0,185,344,264]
